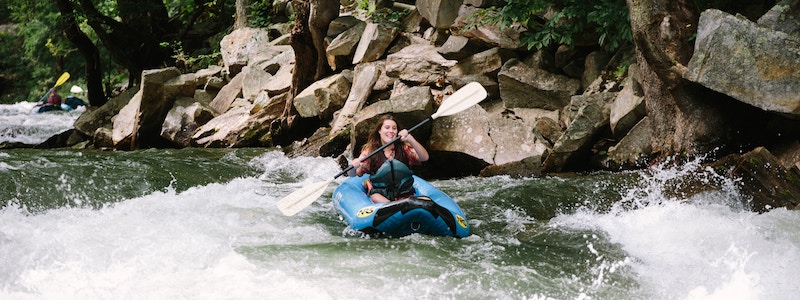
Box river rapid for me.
[1,102,799,300]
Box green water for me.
[1,148,798,299]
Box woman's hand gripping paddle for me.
[276,82,488,216]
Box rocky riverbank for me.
[26,1,800,211]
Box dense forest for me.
[0,0,775,106]
[0,0,241,105]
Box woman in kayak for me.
[349,114,429,203]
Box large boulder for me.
[293,70,353,122]
[209,70,244,114]
[498,59,581,110]
[112,68,195,149]
[684,9,800,118]
[220,28,271,75]
[242,65,272,102]
[711,147,800,212]
[192,105,251,147]
[251,45,294,75]
[111,90,143,149]
[482,105,553,177]
[428,104,493,176]
[438,35,492,60]
[330,64,381,135]
[771,139,800,170]
[450,5,523,49]
[193,92,283,149]
[73,88,138,138]
[326,20,366,71]
[416,0,463,29]
[543,92,616,172]
[352,22,398,64]
[609,77,645,137]
[385,44,457,85]
[160,95,217,148]
[194,65,225,90]
[446,47,510,78]
[603,117,653,170]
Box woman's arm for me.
[399,129,429,162]
[349,151,368,176]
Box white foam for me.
[0,102,82,144]
[551,159,800,299]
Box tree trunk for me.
[309,0,339,79]
[271,0,316,144]
[235,0,251,29]
[272,0,339,145]
[289,0,316,108]
[55,0,107,106]
[626,0,735,162]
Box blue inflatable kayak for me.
[34,96,88,113]
[332,174,470,238]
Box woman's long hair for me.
[361,114,408,172]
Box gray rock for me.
[293,71,353,122]
[450,5,522,49]
[209,70,244,114]
[160,97,217,147]
[330,64,381,134]
[416,0,463,29]
[604,117,653,170]
[385,44,457,84]
[543,92,615,172]
[326,20,366,71]
[352,22,398,64]
[498,59,581,110]
[684,9,800,117]
[220,28,272,75]
[112,68,193,149]
[757,0,800,36]
[609,78,645,137]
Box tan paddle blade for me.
[54,72,70,88]
[431,82,488,119]
[276,179,334,216]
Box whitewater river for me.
[1,102,799,299]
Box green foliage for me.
[249,0,274,28]
[0,29,32,103]
[586,0,632,51]
[473,0,632,51]
[354,0,408,26]
[612,63,629,79]
[3,0,237,103]
[3,1,80,102]
[161,41,221,73]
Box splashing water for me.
[2,103,799,299]
[0,102,83,145]
[551,157,800,299]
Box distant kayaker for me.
[349,114,430,203]
[48,89,63,107]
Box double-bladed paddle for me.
[276,81,488,216]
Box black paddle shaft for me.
[334,116,434,179]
